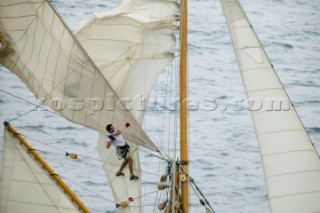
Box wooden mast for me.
[179,0,188,212]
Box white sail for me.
[0,128,86,213]
[221,0,320,212]
[0,0,158,151]
[97,136,141,213]
[75,0,178,124]
[75,2,178,212]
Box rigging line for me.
[152,190,162,213]
[163,64,171,157]
[17,136,114,175]
[108,168,159,189]
[20,133,163,177]
[129,203,170,208]
[133,189,161,200]
[100,148,164,178]
[155,146,163,208]
[0,88,54,113]
[102,161,162,178]
[189,178,215,213]
[59,174,116,205]
[136,146,169,161]
[101,158,162,184]
[154,60,179,160]
[18,132,113,167]
[20,133,74,154]
[155,166,173,207]
[107,169,161,184]
[190,182,215,213]
[170,40,180,213]
[168,61,176,158]
[178,165,215,212]
[0,89,104,144]
[8,106,37,122]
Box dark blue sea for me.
[0,0,319,212]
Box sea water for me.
[0,0,319,212]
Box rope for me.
[20,133,163,178]
[0,89,57,117]
[179,165,215,213]
[133,189,160,200]
[8,107,37,122]
[59,175,116,205]
[136,146,169,161]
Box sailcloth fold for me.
[75,1,179,212]
[221,0,320,212]
[0,0,157,151]
[0,128,84,213]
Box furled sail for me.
[75,1,179,212]
[0,0,157,151]
[221,0,320,212]
[0,124,89,213]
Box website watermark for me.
[33,95,293,115]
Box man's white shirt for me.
[108,128,126,147]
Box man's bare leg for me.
[118,159,128,174]
[128,157,134,176]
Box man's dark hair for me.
[106,124,112,132]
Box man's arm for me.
[106,140,112,149]
[113,129,122,136]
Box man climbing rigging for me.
[106,124,139,180]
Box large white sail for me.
[0,0,158,151]
[75,1,179,212]
[0,126,88,213]
[221,0,320,212]
[75,0,178,124]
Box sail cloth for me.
[75,2,179,212]
[221,0,320,212]
[0,0,157,151]
[0,129,83,213]
[75,0,179,124]
[97,136,141,213]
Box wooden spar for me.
[179,0,189,212]
[3,121,91,213]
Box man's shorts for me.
[116,144,130,160]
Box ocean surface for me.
[0,0,319,212]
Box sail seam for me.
[247,87,284,94]
[6,199,75,209]
[229,25,252,30]
[257,128,305,136]
[269,190,320,200]
[240,66,271,73]
[262,149,317,158]
[239,46,261,50]
[267,169,320,179]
